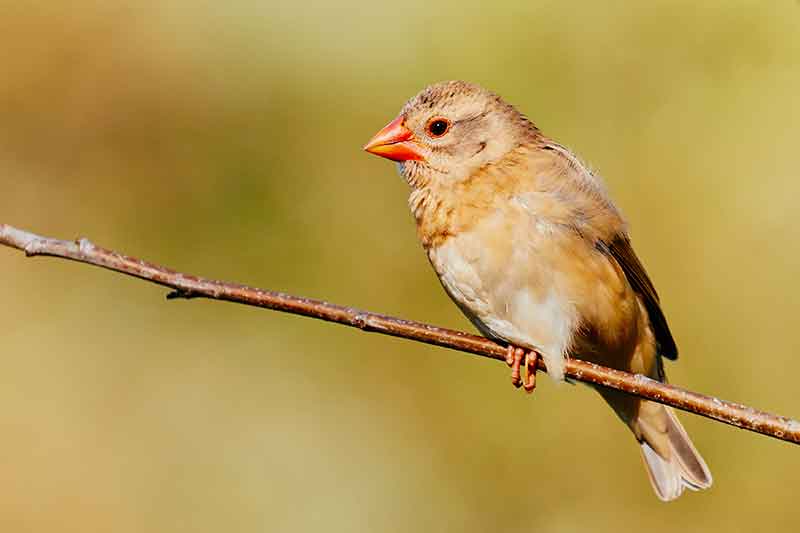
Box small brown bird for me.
[364,81,712,501]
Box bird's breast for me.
[426,207,578,357]
[430,227,577,380]
[425,203,636,382]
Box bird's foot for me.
[505,345,539,394]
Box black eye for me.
[426,118,450,138]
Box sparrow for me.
[363,81,712,501]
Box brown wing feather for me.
[604,234,678,360]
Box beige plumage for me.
[364,80,712,501]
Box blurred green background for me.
[1,1,799,531]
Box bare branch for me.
[1,222,798,445]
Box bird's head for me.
[364,81,539,186]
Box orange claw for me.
[523,351,539,393]
[506,345,539,393]
[506,345,525,388]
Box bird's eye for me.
[425,118,451,138]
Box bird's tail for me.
[633,399,712,501]
[600,389,712,501]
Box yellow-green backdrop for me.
[1,2,799,531]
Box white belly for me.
[428,224,576,382]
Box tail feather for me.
[637,402,712,501]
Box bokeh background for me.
[2,1,799,531]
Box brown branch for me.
[1,222,798,445]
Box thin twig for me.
[1,222,798,445]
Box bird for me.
[363,80,712,501]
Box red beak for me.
[363,116,424,162]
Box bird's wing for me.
[519,141,679,361]
[602,234,678,360]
